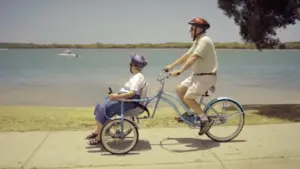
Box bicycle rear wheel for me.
[204,98,245,142]
[100,118,139,154]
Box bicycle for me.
[99,71,245,154]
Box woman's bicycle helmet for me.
[130,54,148,68]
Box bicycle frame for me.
[146,86,226,127]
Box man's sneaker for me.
[198,119,214,135]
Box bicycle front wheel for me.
[204,98,245,142]
[100,118,139,154]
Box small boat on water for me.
[58,49,79,57]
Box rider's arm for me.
[169,52,190,69]
[178,38,208,74]
[169,42,196,69]
[115,91,135,99]
[178,54,199,73]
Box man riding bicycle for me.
[164,17,218,135]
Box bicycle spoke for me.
[100,119,139,154]
[223,111,241,119]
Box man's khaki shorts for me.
[180,74,217,99]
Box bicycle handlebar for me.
[156,71,171,84]
[108,87,113,95]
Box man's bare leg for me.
[175,84,195,122]
[176,85,190,109]
[184,94,214,135]
[183,96,208,121]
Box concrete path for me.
[0,123,300,169]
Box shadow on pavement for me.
[85,139,151,156]
[158,137,246,153]
[85,137,246,155]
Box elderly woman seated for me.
[86,54,148,145]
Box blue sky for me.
[0,0,299,44]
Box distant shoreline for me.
[0,41,299,49]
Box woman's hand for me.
[109,93,120,101]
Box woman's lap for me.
[94,95,140,124]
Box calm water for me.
[0,48,300,106]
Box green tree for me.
[218,0,300,50]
